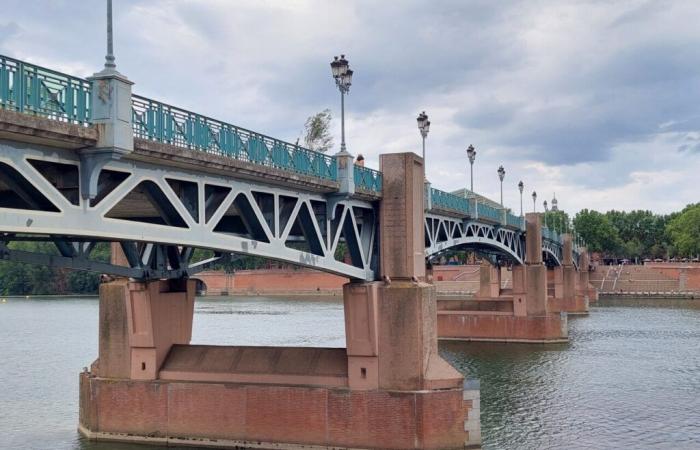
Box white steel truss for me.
[0,140,378,280]
[424,214,525,264]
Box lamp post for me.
[466,145,476,194]
[543,200,548,228]
[417,111,430,178]
[518,180,524,216]
[532,191,537,213]
[497,165,505,206]
[330,55,353,155]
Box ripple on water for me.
[1,297,699,449]
[440,302,700,450]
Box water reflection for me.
[0,296,698,449]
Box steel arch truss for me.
[0,140,378,280]
[424,214,524,264]
[542,238,563,267]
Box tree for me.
[303,109,333,153]
[666,203,700,258]
[543,210,570,234]
[573,209,621,254]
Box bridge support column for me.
[549,234,589,315]
[80,151,473,449]
[552,265,564,299]
[438,213,567,343]
[478,259,501,298]
[578,247,598,303]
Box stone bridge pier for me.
[578,249,599,303]
[437,213,568,343]
[79,152,476,449]
[548,234,589,315]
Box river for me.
[0,296,698,449]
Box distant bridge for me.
[0,54,577,281]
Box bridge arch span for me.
[425,215,524,264]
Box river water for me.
[0,296,698,450]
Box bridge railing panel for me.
[542,227,562,243]
[0,55,91,125]
[131,95,338,181]
[354,165,382,193]
[506,212,523,229]
[430,188,470,215]
[477,202,501,222]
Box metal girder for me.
[0,241,224,279]
[0,139,378,281]
[542,238,563,267]
[424,214,525,264]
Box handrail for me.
[354,165,382,193]
[477,202,500,222]
[430,188,470,215]
[506,212,522,228]
[131,94,338,180]
[0,54,91,125]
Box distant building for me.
[551,193,559,211]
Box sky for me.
[1,0,699,215]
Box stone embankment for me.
[590,263,700,297]
[193,265,509,297]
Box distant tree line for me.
[3,204,698,295]
[570,204,700,260]
[0,242,110,296]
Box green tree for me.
[666,203,700,258]
[303,109,333,153]
[573,209,621,254]
[543,210,570,234]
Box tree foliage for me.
[572,209,621,254]
[666,203,700,258]
[0,242,109,296]
[303,109,333,153]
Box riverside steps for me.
[437,213,569,343]
[79,153,474,449]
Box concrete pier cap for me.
[81,151,475,450]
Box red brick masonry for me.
[79,371,469,449]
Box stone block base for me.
[437,311,568,343]
[79,373,470,450]
[587,285,599,303]
[548,294,589,315]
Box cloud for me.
[1,0,699,215]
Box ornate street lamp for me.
[532,191,537,213]
[518,180,524,216]
[330,54,353,155]
[543,200,549,228]
[466,145,476,193]
[417,111,430,177]
[497,165,505,206]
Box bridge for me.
[0,54,578,284]
[0,12,597,447]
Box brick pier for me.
[79,153,477,449]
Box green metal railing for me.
[430,188,470,215]
[131,95,338,181]
[354,165,382,193]
[506,212,523,228]
[542,227,562,243]
[477,202,501,222]
[0,55,91,125]
[0,54,346,183]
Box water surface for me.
[0,296,698,449]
